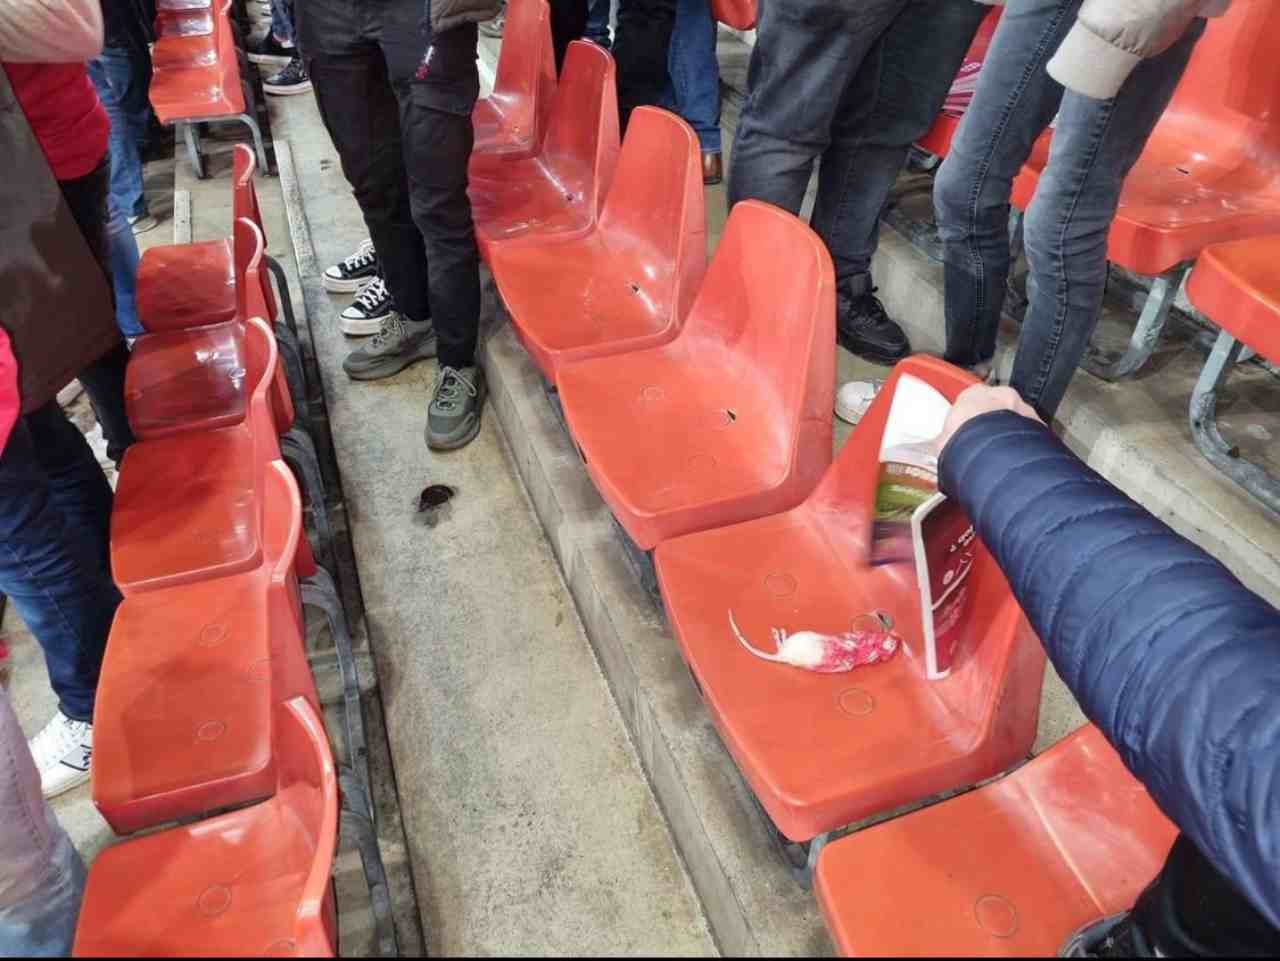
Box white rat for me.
[728,610,899,674]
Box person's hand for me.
[933,384,1043,457]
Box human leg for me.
[0,687,86,955]
[728,0,902,215]
[1011,18,1203,419]
[933,0,1078,370]
[664,0,722,155]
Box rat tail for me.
[728,609,785,662]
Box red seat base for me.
[92,571,273,835]
[126,321,247,440]
[111,426,261,594]
[814,725,1177,956]
[137,239,236,333]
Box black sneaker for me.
[324,238,380,293]
[340,276,394,336]
[263,56,312,96]
[837,285,910,365]
[247,32,295,66]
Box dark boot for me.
[836,276,909,365]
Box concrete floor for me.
[265,90,715,955]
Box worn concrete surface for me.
[266,87,715,955]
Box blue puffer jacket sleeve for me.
[938,410,1280,930]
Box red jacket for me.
[0,330,17,452]
[2,62,109,180]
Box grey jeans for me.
[729,0,989,290]
[934,0,1203,419]
[0,689,86,956]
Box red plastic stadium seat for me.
[112,316,280,594]
[711,0,755,30]
[1187,236,1280,362]
[558,200,834,550]
[128,216,287,441]
[1011,0,1280,276]
[75,696,340,958]
[93,460,319,834]
[814,725,1177,956]
[149,0,245,126]
[473,0,556,160]
[653,356,1047,842]
[135,144,256,337]
[915,6,1002,159]
[469,40,620,261]
[491,106,706,384]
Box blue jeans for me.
[0,689,86,956]
[585,0,611,46]
[0,402,120,723]
[660,0,721,153]
[271,0,296,44]
[730,0,988,290]
[106,205,144,338]
[934,0,1204,419]
[87,45,152,221]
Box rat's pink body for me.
[729,611,899,673]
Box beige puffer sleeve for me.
[1048,0,1230,101]
[0,0,103,62]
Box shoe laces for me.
[433,366,477,411]
[341,239,377,274]
[31,713,88,762]
[369,311,407,351]
[842,286,891,329]
[352,276,389,313]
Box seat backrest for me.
[808,355,1045,729]
[214,0,246,114]
[680,199,834,487]
[542,41,620,222]
[1157,0,1280,168]
[232,144,263,236]
[272,696,339,957]
[235,217,294,431]
[491,0,557,149]
[242,315,283,472]
[597,106,707,331]
[261,460,320,715]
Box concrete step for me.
[268,89,717,955]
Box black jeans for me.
[1135,835,1280,956]
[57,156,136,465]
[612,0,675,128]
[299,0,482,369]
[550,0,588,72]
[729,0,988,291]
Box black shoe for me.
[247,32,295,66]
[836,285,910,365]
[263,57,312,96]
[1059,914,1154,957]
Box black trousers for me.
[298,0,482,369]
[550,0,588,72]
[612,0,675,128]
[58,156,135,465]
[1136,835,1280,956]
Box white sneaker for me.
[340,276,394,336]
[28,711,92,799]
[835,380,883,426]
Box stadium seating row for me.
[472,5,1278,954]
[71,145,381,956]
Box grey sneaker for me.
[342,312,437,381]
[426,365,486,450]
